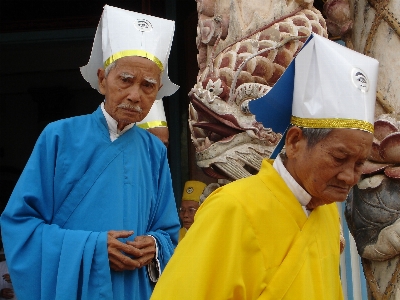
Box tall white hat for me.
[80,5,179,99]
[249,33,379,135]
[291,33,378,133]
[137,99,167,129]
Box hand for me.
[2,273,11,283]
[0,288,15,299]
[107,230,155,272]
[126,235,156,267]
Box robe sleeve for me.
[150,187,267,300]
[145,145,180,279]
[0,127,113,300]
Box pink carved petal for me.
[361,160,391,175]
[368,140,384,162]
[374,119,398,141]
[379,132,400,163]
[384,166,400,179]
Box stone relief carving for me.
[324,0,400,298]
[189,0,328,180]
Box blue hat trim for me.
[248,35,314,158]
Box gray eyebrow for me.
[144,77,157,84]
[120,72,134,79]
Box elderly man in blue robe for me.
[0,5,180,300]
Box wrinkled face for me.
[98,56,162,130]
[285,128,373,209]
[179,200,200,230]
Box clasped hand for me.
[108,230,156,271]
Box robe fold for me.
[1,106,180,300]
[151,159,343,300]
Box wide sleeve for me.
[150,187,267,300]
[0,127,113,300]
[145,145,180,276]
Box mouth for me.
[190,98,243,148]
[189,96,279,150]
[118,103,142,114]
[330,185,350,194]
[188,89,281,180]
[124,108,140,113]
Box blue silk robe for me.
[1,106,180,300]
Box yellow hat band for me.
[137,120,167,129]
[104,50,164,72]
[290,116,374,134]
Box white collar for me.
[101,102,135,141]
[273,154,312,212]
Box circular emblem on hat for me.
[134,19,153,32]
[186,187,194,194]
[351,68,369,93]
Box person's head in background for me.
[137,99,169,147]
[179,181,206,230]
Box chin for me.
[323,195,347,205]
[118,118,136,124]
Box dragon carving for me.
[189,0,328,180]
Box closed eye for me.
[332,156,346,163]
[355,160,366,168]
[143,81,155,88]
[120,73,134,84]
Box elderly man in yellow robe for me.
[150,34,379,299]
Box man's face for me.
[179,200,200,230]
[98,56,162,130]
[285,127,373,209]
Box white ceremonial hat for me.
[80,5,179,99]
[248,33,379,158]
[249,33,379,135]
[291,33,379,133]
[137,99,167,129]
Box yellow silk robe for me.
[151,160,344,299]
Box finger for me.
[110,261,125,272]
[108,240,144,258]
[128,236,155,249]
[108,235,143,256]
[109,248,142,271]
[127,240,151,249]
[108,230,134,239]
[130,244,155,257]
[136,252,156,266]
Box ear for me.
[97,68,106,95]
[285,126,306,159]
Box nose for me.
[127,84,141,102]
[337,164,360,186]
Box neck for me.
[117,122,128,131]
[306,200,317,210]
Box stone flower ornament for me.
[345,114,400,262]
